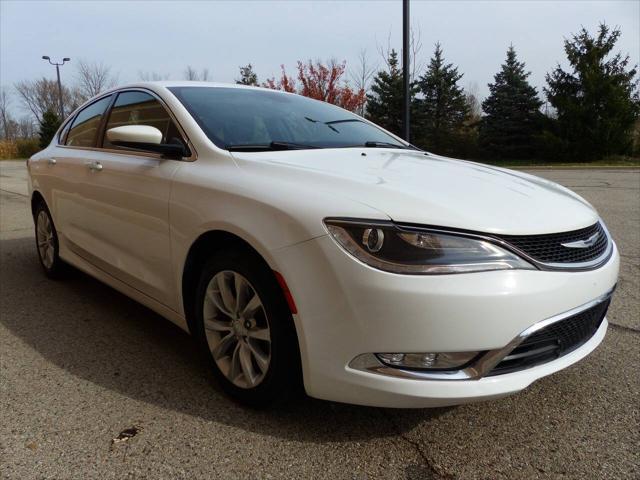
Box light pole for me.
[42,56,70,120]
[402,0,410,142]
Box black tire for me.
[33,201,66,279]
[194,248,302,407]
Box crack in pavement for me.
[0,187,28,198]
[378,410,454,480]
[609,322,640,334]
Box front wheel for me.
[194,249,301,406]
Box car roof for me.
[110,81,267,92]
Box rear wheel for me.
[194,249,301,406]
[34,202,66,278]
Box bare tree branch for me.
[410,25,425,82]
[76,60,117,100]
[138,71,170,81]
[14,78,74,122]
[376,30,394,70]
[376,26,424,82]
[183,66,211,81]
[184,66,198,81]
[0,89,12,140]
[465,81,482,122]
[349,49,377,92]
[349,49,377,115]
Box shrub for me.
[0,140,18,159]
[16,138,41,159]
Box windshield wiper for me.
[363,141,407,149]
[226,141,321,152]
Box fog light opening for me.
[375,351,480,370]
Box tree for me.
[184,66,210,81]
[0,88,15,140]
[349,49,377,115]
[365,49,418,138]
[14,77,74,123]
[465,82,482,124]
[545,24,639,160]
[138,71,170,81]
[295,59,366,112]
[263,65,297,92]
[479,45,543,159]
[263,60,366,112]
[76,60,117,100]
[17,117,36,138]
[415,43,469,155]
[236,64,259,86]
[38,109,61,148]
[376,26,425,83]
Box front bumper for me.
[272,235,619,408]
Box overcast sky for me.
[1,0,638,117]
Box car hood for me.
[230,148,599,235]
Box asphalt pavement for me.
[1,160,638,479]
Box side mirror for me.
[106,125,186,158]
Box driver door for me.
[74,90,189,310]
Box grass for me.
[474,155,640,169]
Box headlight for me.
[324,219,535,274]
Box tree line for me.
[1,23,638,162]
[244,23,638,162]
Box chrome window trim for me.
[56,87,198,162]
[348,286,615,381]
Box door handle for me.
[86,161,103,172]
[48,158,57,165]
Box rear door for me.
[72,90,189,310]
[50,95,114,255]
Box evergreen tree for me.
[236,64,259,86]
[480,45,543,159]
[38,109,61,148]
[365,50,418,138]
[416,43,469,155]
[545,24,639,160]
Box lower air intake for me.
[488,299,610,376]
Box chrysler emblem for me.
[561,232,600,249]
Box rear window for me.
[65,95,112,147]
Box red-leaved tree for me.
[263,60,366,112]
[262,65,296,93]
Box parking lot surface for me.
[1,160,638,479]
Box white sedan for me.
[27,82,619,408]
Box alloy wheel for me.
[36,210,55,269]
[203,270,271,389]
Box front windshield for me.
[168,86,412,151]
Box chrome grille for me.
[488,298,610,376]
[496,222,609,265]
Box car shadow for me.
[0,236,450,442]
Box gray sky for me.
[1,0,638,117]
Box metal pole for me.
[55,64,64,120]
[402,0,410,141]
[42,56,69,120]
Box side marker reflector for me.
[273,270,298,314]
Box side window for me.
[65,95,112,147]
[57,119,72,144]
[103,91,187,151]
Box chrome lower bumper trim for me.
[348,287,616,381]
